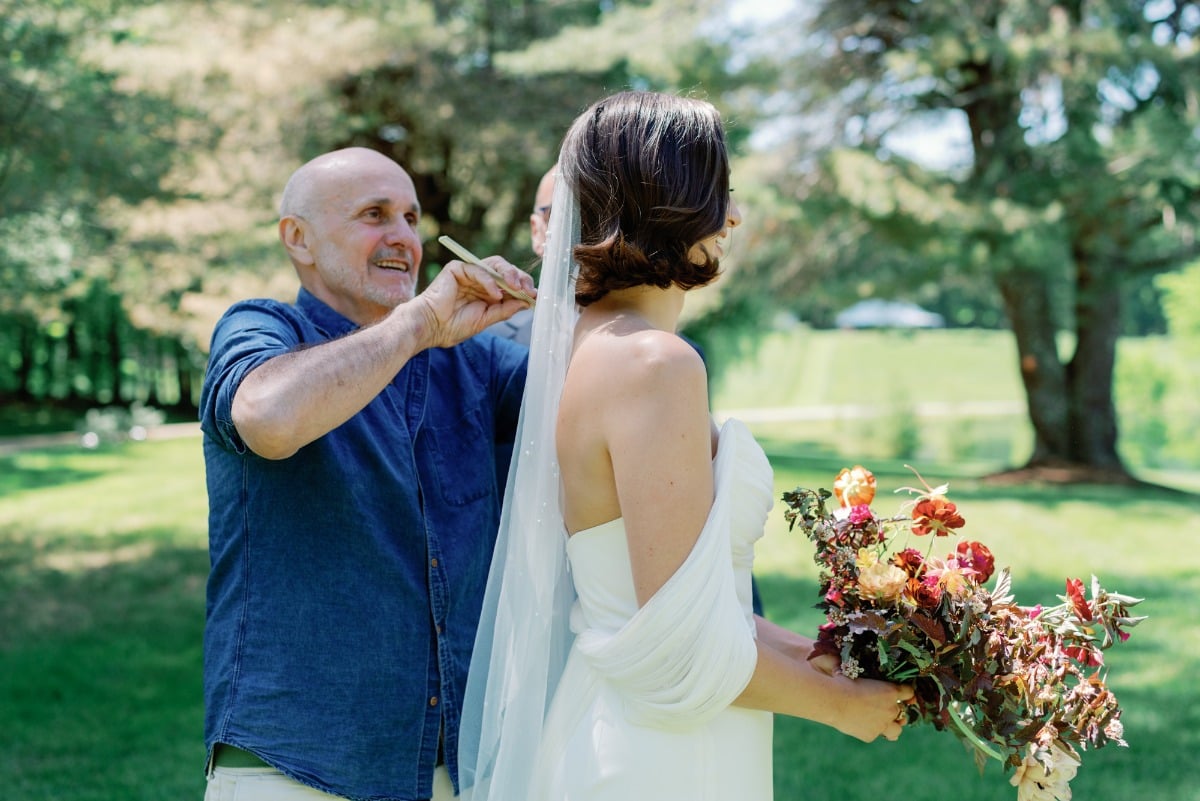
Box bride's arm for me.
[599,332,716,607]
[736,618,912,743]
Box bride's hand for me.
[809,653,838,677]
[831,674,915,744]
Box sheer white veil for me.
[458,170,580,801]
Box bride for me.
[458,90,912,801]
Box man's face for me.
[301,157,424,325]
[529,171,556,258]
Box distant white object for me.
[835,299,946,329]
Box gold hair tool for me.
[438,235,535,305]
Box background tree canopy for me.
[1,0,1197,481]
[705,0,1200,479]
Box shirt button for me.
[430,558,439,568]
[430,696,439,707]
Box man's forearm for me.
[232,303,432,459]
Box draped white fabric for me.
[571,419,765,730]
[530,418,775,801]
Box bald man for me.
[199,148,534,801]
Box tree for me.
[756,0,1200,481]
[0,0,186,308]
[0,0,201,407]
[294,0,755,283]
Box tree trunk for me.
[1064,254,1126,471]
[995,268,1069,464]
[996,256,1131,479]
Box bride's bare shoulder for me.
[573,325,706,389]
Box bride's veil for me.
[458,169,580,801]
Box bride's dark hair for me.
[559,91,731,307]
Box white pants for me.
[204,765,455,801]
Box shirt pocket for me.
[426,408,494,507]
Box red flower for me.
[1065,644,1104,667]
[1066,578,1093,621]
[892,548,926,578]
[908,577,943,609]
[956,540,995,583]
[911,495,966,537]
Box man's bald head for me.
[279,147,410,221]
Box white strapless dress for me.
[531,419,776,801]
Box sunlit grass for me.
[1,428,1197,800]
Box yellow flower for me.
[857,557,909,604]
[1009,741,1081,801]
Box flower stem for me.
[948,703,1004,762]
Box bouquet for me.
[783,466,1145,801]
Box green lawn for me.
[710,327,1200,477]
[1,434,1196,800]
[0,438,209,801]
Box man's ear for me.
[529,213,548,259]
[279,217,315,266]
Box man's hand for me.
[410,256,537,349]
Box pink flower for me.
[923,556,974,599]
[848,504,874,525]
[956,540,995,583]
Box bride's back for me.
[556,297,717,605]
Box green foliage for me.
[296,0,748,267]
[1158,259,1200,353]
[0,0,190,301]
[725,0,1200,470]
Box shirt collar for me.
[296,288,360,339]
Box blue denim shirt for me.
[199,289,527,801]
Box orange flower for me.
[833,465,876,508]
[911,495,965,536]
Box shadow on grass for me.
[0,531,209,801]
[763,446,1200,509]
[0,452,105,496]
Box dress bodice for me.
[565,417,774,635]
[533,418,778,801]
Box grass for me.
[0,438,209,801]
[710,327,1200,476]
[1,434,1197,800]
[3,325,1198,801]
